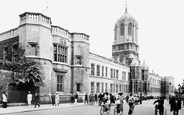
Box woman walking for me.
[34,93,40,108]
[2,91,7,108]
[27,91,32,107]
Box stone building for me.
[148,72,162,97]
[0,7,175,103]
[161,76,175,97]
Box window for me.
[116,70,119,79]
[75,55,82,65]
[29,43,38,56]
[12,43,18,62]
[96,83,100,93]
[53,43,67,63]
[114,69,116,78]
[91,63,95,75]
[128,23,132,35]
[57,75,63,92]
[91,82,94,93]
[3,46,8,60]
[76,83,81,92]
[110,84,113,93]
[97,65,100,76]
[101,83,104,93]
[110,69,113,78]
[105,67,108,77]
[105,83,107,92]
[120,23,124,35]
[116,84,118,93]
[102,66,104,77]
[119,85,122,92]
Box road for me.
[6,99,184,115]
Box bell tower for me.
[112,6,139,65]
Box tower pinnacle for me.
[125,0,127,12]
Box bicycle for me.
[154,103,159,115]
[114,105,123,115]
[100,102,111,115]
[128,103,135,115]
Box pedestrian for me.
[153,96,164,115]
[70,94,74,104]
[55,92,59,106]
[95,93,98,104]
[27,91,32,107]
[51,93,55,105]
[2,91,7,108]
[84,93,88,105]
[34,93,40,108]
[116,92,124,114]
[170,96,181,115]
[74,93,78,104]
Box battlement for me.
[19,12,51,27]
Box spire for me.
[125,0,127,12]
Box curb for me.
[0,103,84,115]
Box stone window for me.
[91,63,95,75]
[116,84,118,93]
[128,23,132,35]
[120,23,124,35]
[57,75,63,92]
[105,67,108,77]
[101,83,104,93]
[76,83,81,92]
[97,65,100,76]
[110,68,113,78]
[119,85,122,92]
[96,82,100,93]
[102,66,104,77]
[91,82,94,93]
[53,43,68,63]
[3,46,8,60]
[12,43,18,62]
[110,84,113,93]
[75,55,82,65]
[29,42,38,56]
[116,70,119,79]
[105,83,108,92]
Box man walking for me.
[170,96,181,115]
[34,93,40,108]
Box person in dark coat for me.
[95,93,98,104]
[170,96,181,115]
[70,94,74,104]
[34,93,40,108]
[153,96,164,115]
[51,93,55,105]
[84,93,88,105]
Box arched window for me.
[128,23,132,35]
[120,23,124,35]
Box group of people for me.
[153,96,182,115]
[51,92,60,106]
[27,91,40,108]
[70,93,78,104]
[83,92,117,105]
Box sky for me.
[0,0,184,88]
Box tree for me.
[0,57,45,88]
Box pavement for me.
[0,103,84,115]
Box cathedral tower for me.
[112,7,139,65]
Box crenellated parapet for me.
[0,28,19,41]
[19,12,51,28]
[72,33,89,44]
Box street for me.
[5,100,184,115]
